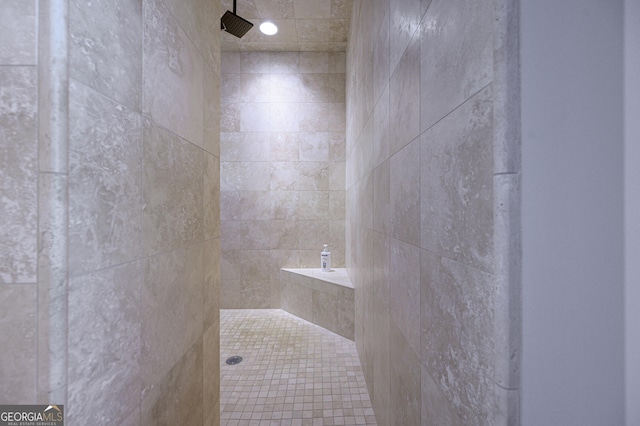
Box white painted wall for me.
[625,1,640,424]
[521,0,626,424]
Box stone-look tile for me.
[373,0,390,103]
[389,318,421,426]
[118,407,140,426]
[300,52,329,73]
[141,338,203,426]
[389,238,421,355]
[221,52,240,74]
[422,368,463,425]
[70,0,142,110]
[420,87,494,272]
[390,138,420,247]
[0,0,36,65]
[389,32,420,155]
[300,74,346,103]
[294,0,331,18]
[69,81,143,277]
[373,161,390,235]
[337,286,355,340]
[143,0,203,147]
[373,85,390,167]
[281,277,313,320]
[312,289,338,333]
[222,161,271,191]
[298,191,330,220]
[298,221,330,250]
[203,65,220,156]
[221,250,276,308]
[221,220,271,250]
[271,220,299,249]
[0,67,37,283]
[420,0,493,131]
[389,0,420,74]
[143,120,204,256]
[220,103,240,132]
[142,244,204,389]
[299,103,346,132]
[0,285,36,403]
[270,103,300,132]
[372,232,391,426]
[221,190,271,221]
[221,132,270,161]
[270,191,298,220]
[421,250,496,424]
[68,261,142,426]
[238,103,271,132]
[270,52,299,73]
[329,161,346,190]
[330,19,349,43]
[204,154,220,240]
[270,132,299,161]
[299,132,331,161]
[203,238,220,330]
[329,190,346,219]
[297,162,330,190]
[203,322,220,424]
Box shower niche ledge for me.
[280,268,354,340]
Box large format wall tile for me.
[389,24,420,156]
[419,0,493,132]
[0,67,37,283]
[0,285,36,403]
[390,138,420,247]
[143,0,203,147]
[389,238,421,355]
[421,250,496,424]
[220,52,346,308]
[70,0,142,110]
[389,0,420,74]
[141,338,203,426]
[0,0,36,65]
[143,120,204,256]
[389,318,421,425]
[69,81,143,277]
[420,87,494,273]
[142,244,204,389]
[68,261,142,426]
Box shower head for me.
[221,0,253,38]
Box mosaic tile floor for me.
[220,309,377,426]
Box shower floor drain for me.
[225,356,243,365]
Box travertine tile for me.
[293,0,331,18]
[203,322,220,423]
[204,237,220,330]
[389,318,421,426]
[204,65,221,156]
[204,154,220,240]
[143,0,203,146]
[0,0,36,65]
[142,120,204,256]
[389,31,420,155]
[389,0,420,74]
[372,161,390,235]
[312,289,338,332]
[389,238,421,355]
[141,338,203,426]
[221,220,271,250]
[420,87,494,273]
[299,103,346,132]
[69,81,143,277]
[419,0,493,131]
[0,284,36,403]
[390,138,420,247]
[68,261,142,425]
[0,67,37,283]
[421,249,496,424]
[141,244,204,389]
[421,367,463,425]
[297,162,330,190]
[70,0,142,110]
[372,232,391,426]
[220,309,375,424]
[373,85,390,167]
[221,190,272,221]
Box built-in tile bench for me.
[280,268,354,340]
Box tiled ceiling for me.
[220,0,353,52]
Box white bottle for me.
[321,244,331,272]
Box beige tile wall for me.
[346,0,520,424]
[0,0,222,425]
[220,51,346,309]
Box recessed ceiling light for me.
[260,21,278,35]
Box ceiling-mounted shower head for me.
[221,0,253,39]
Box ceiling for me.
[220,0,354,52]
